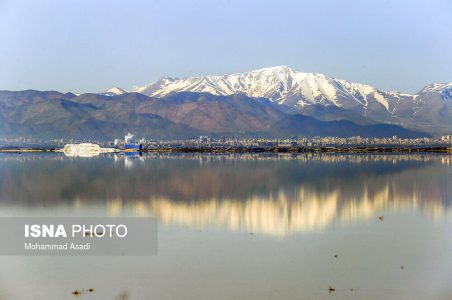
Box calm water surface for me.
[0,152,451,300]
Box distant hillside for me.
[298,104,377,125]
[0,90,205,139]
[0,90,429,140]
[269,114,429,138]
[135,92,285,133]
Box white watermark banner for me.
[0,217,157,256]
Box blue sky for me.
[0,0,451,93]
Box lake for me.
[0,152,451,299]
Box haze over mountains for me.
[1,66,451,140]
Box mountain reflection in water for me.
[0,153,451,236]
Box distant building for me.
[198,136,210,144]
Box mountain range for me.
[1,66,450,140]
[117,66,452,135]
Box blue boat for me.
[125,143,142,151]
[124,133,143,152]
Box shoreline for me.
[1,146,452,154]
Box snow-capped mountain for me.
[131,66,413,113]
[106,66,452,134]
[418,82,452,100]
[104,87,128,96]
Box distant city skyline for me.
[0,0,451,94]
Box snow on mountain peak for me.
[420,82,452,93]
[104,87,128,96]
[102,66,445,118]
[416,82,452,101]
[131,66,406,112]
[96,67,451,134]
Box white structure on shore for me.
[441,135,452,142]
[63,143,116,157]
